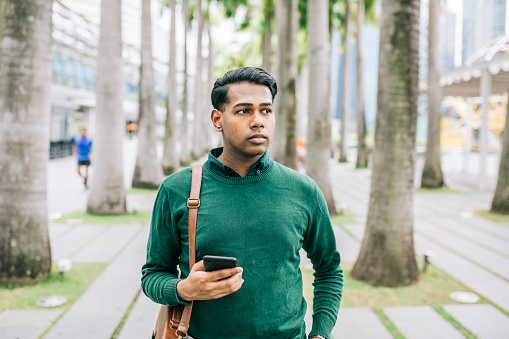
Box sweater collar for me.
[208,147,271,178]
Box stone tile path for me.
[384,306,464,339]
[444,304,509,339]
[331,308,393,339]
[116,292,160,339]
[0,310,62,339]
[2,151,509,338]
[44,225,149,339]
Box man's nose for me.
[250,111,265,128]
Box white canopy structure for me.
[421,34,509,190]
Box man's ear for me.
[211,109,223,132]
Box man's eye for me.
[238,109,249,114]
[262,109,272,114]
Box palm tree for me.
[355,0,368,168]
[180,0,192,166]
[491,82,509,214]
[87,0,126,214]
[421,0,444,188]
[351,0,420,286]
[0,0,52,285]
[162,0,179,175]
[274,0,298,169]
[192,0,205,159]
[132,0,164,189]
[306,0,337,215]
[206,3,216,147]
[262,0,274,72]
[339,0,351,163]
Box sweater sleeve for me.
[141,184,189,306]
[303,183,343,339]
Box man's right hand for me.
[176,260,244,302]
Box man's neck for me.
[217,151,262,177]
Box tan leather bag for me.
[152,165,202,339]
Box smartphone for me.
[203,255,237,272]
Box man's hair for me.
[211,67,278,112]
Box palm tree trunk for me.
[339,0,351,163]
[275,0,298,169]
[192,0,204,159]
[0,0,52,285]
[306,0,337,216]
[132,0,163,189]
[355,0,368,168]
[206,6,216,149]
[162,0,179,175]
[421,0,444,188]
[491,81,509,214]
[262,0,274,73]
[181,0,191,166]
[87,0,126,214]
[351,0,420,287]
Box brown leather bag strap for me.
[177,164,202,337]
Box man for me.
[142,67,342,339]
[73,126,92,188]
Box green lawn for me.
[126,187,159,195]
[53,210,152,225]
[476,209,509,224]
[301,262,488,310]
[0,262,107,312]
[416,186,463,194]
[330,209,358,227]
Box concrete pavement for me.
[1,143,509,338]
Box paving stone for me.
[415,235,509,312]
[344,223,365,241]
[330,188,367,217]
[453,215,509,241]
[416,199,509,241]
[423,215,509,257]
[416,220,509,280]
[304,307,313,336]
[332,225,360,263]
[51,224,106,260]
[72,224,141,263]
[384,306,464,339]
[117,292,160,339]
[331,307,393,339]
[444,304,509,339]
[0,309,62,339]
[44,225,149,339]
[127,194,157,212]
[48,224,72,241]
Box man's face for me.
[80,129,86,137]
[212,82,275,160]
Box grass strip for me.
[333,224,359,241]
[372,308,406,339]
[0,262,107,312]
[432,305,478,339]
[301,262,488,309]
[330,209,358,227]
[111,290,140,339]
[416,187,462,194]
[53,210,152,225]
[127,187,159,195]
[475,209,509,224]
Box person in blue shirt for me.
[73,126,93,188]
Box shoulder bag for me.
[152,164,202,339]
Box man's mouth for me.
[248,134,267,144]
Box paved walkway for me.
[1,144,509,338]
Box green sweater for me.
[141,159,343,339]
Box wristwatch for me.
[309,336,327,339]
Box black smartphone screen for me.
[203,255,237,272]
